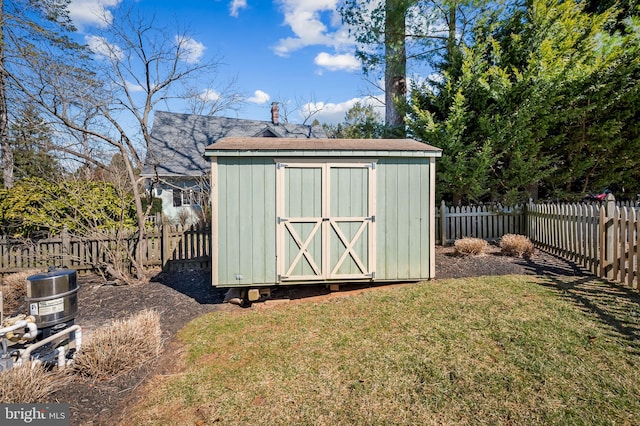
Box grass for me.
[127,275,640,425]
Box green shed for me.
[205,137,442,292]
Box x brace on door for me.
[283,219,322,277]
[328,218,370,276]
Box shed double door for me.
[276,161,376,282]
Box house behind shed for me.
[141,107,326,225]
[205,137,442,290]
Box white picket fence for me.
[436,201,526,245]
[438,196,639,290]
[528,196,639,289]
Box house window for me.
[173,189,203,207]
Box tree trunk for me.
[526,182,539,201]
[447,5,457,64]
[124,151,148,282]
[0,0,14,188]
[384,0,407,136]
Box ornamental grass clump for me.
[453,237,488,256]
[0,363,66,403]
[1,269,42,316]
[72,309,162,381]
[500,234,535,258]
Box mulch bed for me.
[49,245,588,425]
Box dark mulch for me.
[49,245,588,425]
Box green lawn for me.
[129,274,640,425]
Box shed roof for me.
[142,111,327,177]
[205,137,442,158]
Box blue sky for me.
[66,0,384,125]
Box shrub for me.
[500,234,535,258]
[453,237,488,256]
[1,269,42,316]
[72,309,162,381]
[0,363,67,403]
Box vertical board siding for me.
[408,159,427,278]
[377,158,431,281]
[216,157,277,286]
[378,159,398,279]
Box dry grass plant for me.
[500,234,535,258]
[1,269,43,316]
[0,363,68,403]
[454,237,488,256]
[72,309,162,381]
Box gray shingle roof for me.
[142,111,327,177]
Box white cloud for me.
[229,0,248,17]
[314,52,360,72]
[175,36,206,64]
[199,89,221,102]
[273,0,350,56]
[247,90,270,104]
[125,80,144,92]
[69,0,121,29]
[302,95,384,125]
[85,35,123,60]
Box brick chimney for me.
[271,102,279,125]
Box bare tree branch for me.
[9,3,233,281]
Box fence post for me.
[601,193,616,279]
[525,199,532,241]
[161,215,170,272]
[440,200,447,246]
[61,226,71,268]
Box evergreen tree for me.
[409,59,496,204]
[343,102,385,138]
[322,102,384,139]
[10,105,62,181]
[409,0,640,202]
[0,0,86,188]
